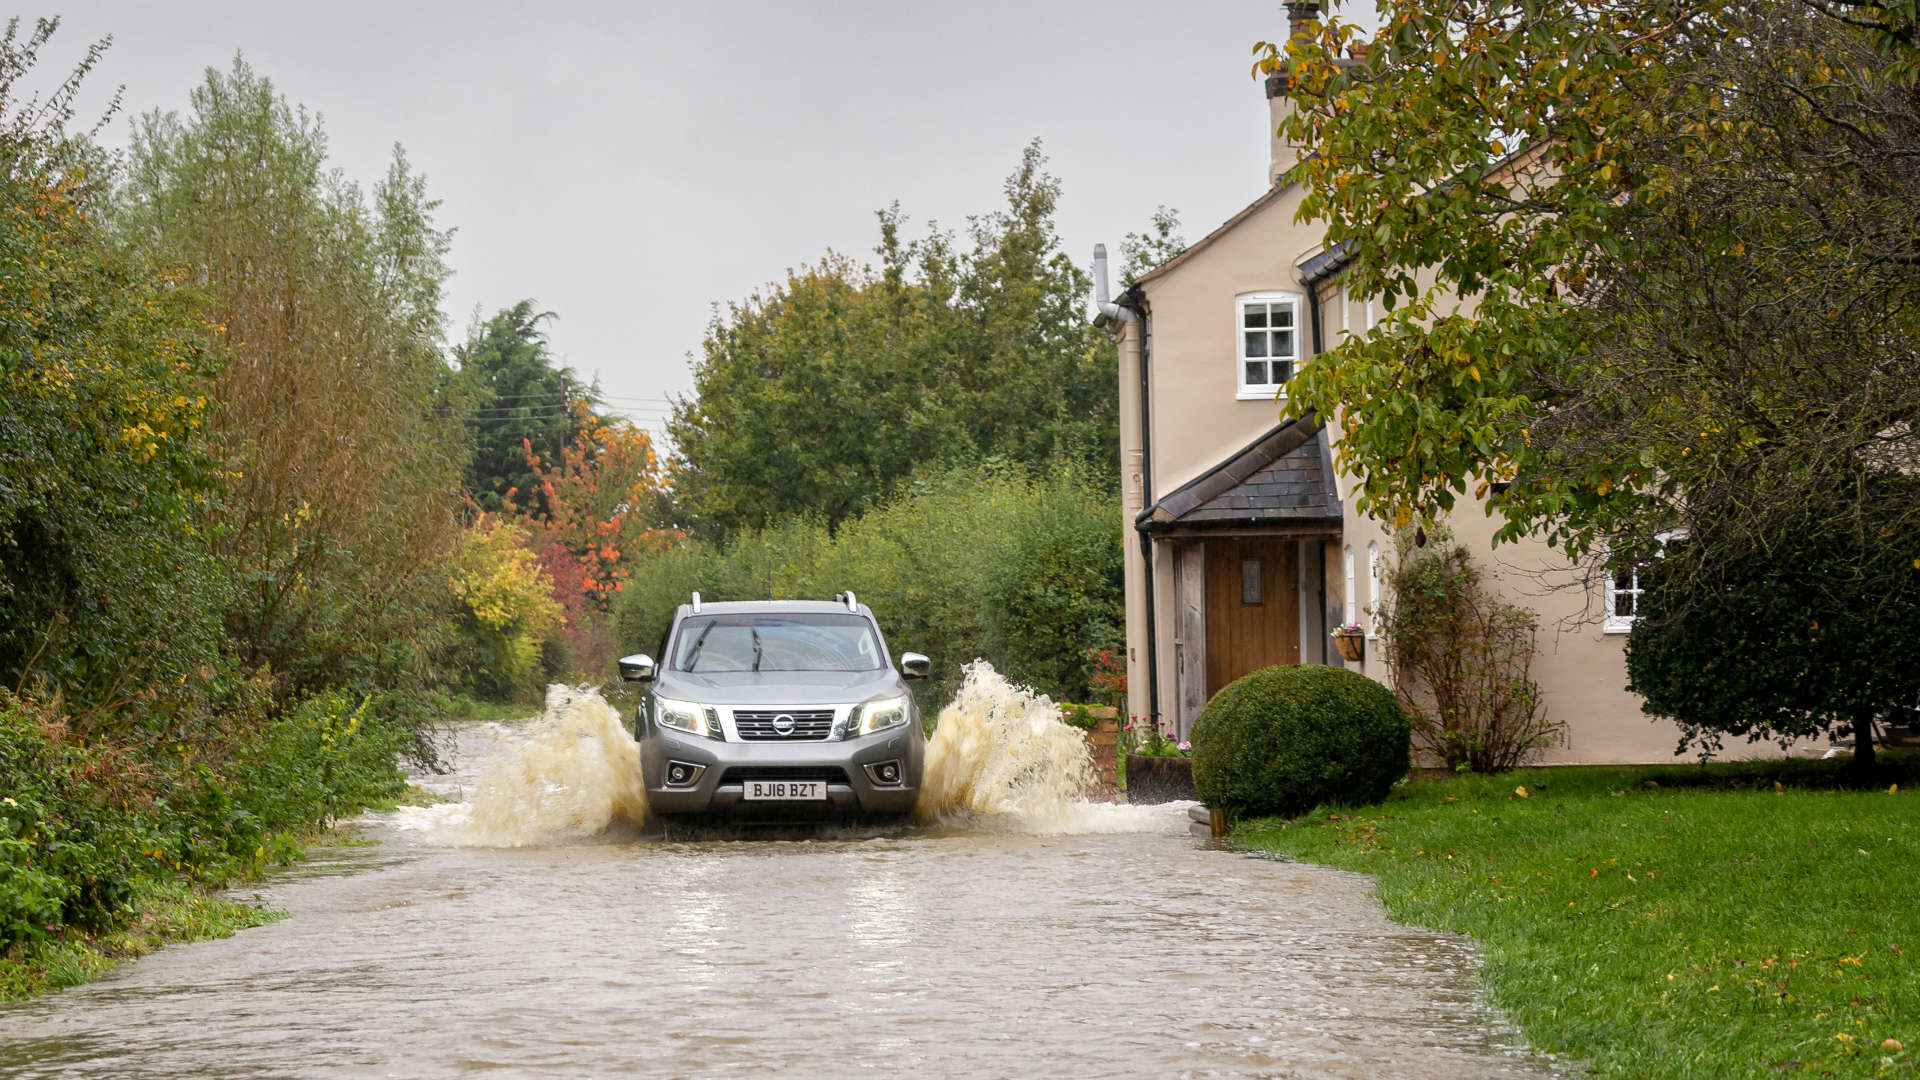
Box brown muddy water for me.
[0,673,1570,1079]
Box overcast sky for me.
[46,1,1349,441]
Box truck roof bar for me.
[843,591,857,612]
[690,591,702,613]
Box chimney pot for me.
[1286,1,1323,44]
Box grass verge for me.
[1232,756,1919,1078]
[0,878,283,1000]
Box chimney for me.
[1268,1,1323,184]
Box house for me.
[1097,2,1701,764]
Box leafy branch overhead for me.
[1256,0,1919,566]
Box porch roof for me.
[1135,417,1343,533]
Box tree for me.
[1257,1,1920,752]
[1260,0,1918,560]
[519,400,677,610]
[1626,485,1920,767]
[1119,205,1186,284]
[117,56,466,695]
[452,301,588,515]
[669,141,1123,540]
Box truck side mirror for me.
[900,652,931,680]
[618,654,655,682]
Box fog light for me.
[665,761,705,787]
[865,760,903,786]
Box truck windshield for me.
[671,614,884,673]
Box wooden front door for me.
[1204,538,1300,695]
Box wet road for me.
[0,723,1567,1079]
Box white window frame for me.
[1366,541,1381,638]
[1235,291,1303,400]
[1343,545,1357,626]
[1602,531,1683,634]
[1602,566,1644,635]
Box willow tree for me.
[117,57,465,694]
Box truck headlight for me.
[850,695,909,737]
[655,696,720,739]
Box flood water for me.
[0,680,1569,1079]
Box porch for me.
[1134,420,1345,740]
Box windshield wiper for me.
[683,622,717,672]
[750,625,763,672]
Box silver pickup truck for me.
[618,593,930,821]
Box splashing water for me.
[439,684,648,847]
[915,660,1101,829]
[387,665,1161,846]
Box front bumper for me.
[639,721,923,818]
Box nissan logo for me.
[772,713,796,735]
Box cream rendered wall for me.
[1136,188,1314,499]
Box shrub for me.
[1189,665,1411,819]
[445,516,566,703]
[1378,529,1562,772]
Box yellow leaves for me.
[1515,785,1529,798]
[1596,476,1612,497]
[449,516,563,637]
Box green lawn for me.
[1233,758,1919,1078]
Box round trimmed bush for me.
[1190,665,1411,819]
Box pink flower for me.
[1178,740,1191,752]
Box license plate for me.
[743,780,826,801]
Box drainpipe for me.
[1094,245,1161,738]
[1302,267,1328,663]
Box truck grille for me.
[718,766,850,785]
[732,709,835,741]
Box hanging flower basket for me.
[1333,628,1366,663]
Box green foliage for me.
[0,697,143,947]
[0,28,441,995]
[0,686,413,958]
[1190,664,1410,819]
[1378,529,1560,772]
[1234,759,1920,1078]
[227,691,411,834]
[0,19,233,713]
[616,466,1123,711]
[668,141,1120,540]
[1626,500,1920,764]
